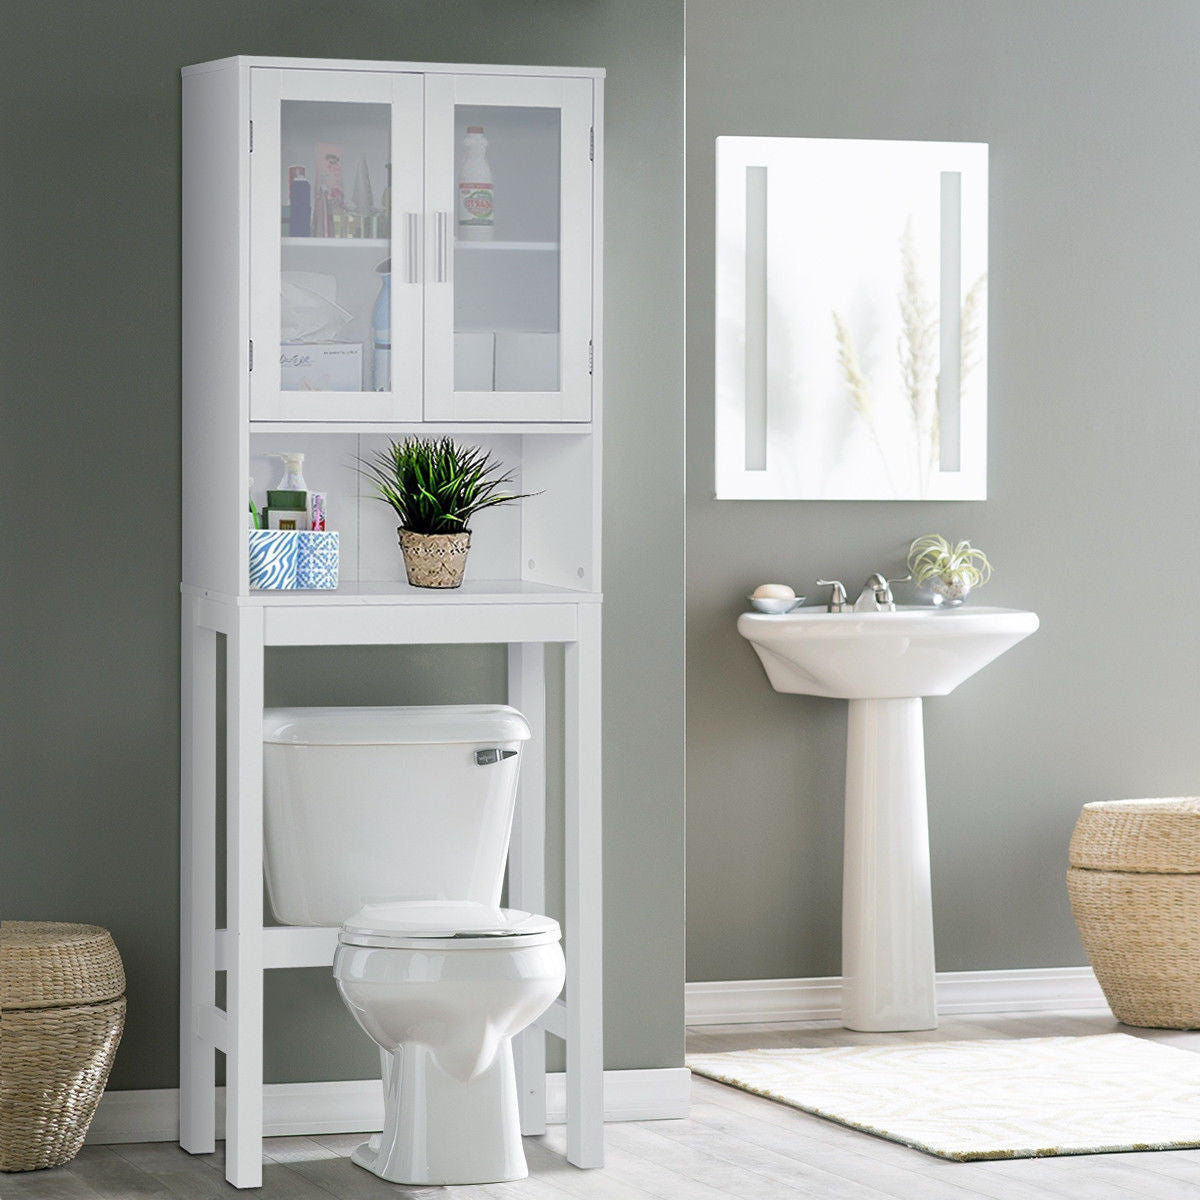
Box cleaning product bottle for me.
[372,259,391,391]
[275,454,308,491]
[457,126,494,241]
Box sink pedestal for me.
[736,605,1039,1034]
[842,698,937,1031]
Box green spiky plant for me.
[360,436,535,534]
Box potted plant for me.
[906,534,992,606]
[360,436,535,588]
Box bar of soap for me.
[752,583,795,599]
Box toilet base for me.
[351,1040,528,1185]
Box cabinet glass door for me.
[249,69,423,421]
[423,75,595,422]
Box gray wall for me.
[686,0,1200,982]
[2,0,685,1090]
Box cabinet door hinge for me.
[588,340,594,375]
[248,339,254,372]
[589,126,594,162]
[249,119,253,153]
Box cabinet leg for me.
[224,608,265,1188]
[564,608,604,1168]
[180,599,217,1154]
[508,643,548,1135]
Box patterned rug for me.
[688,1034,1200,1160]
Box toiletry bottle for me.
[309,493,327,532]
[276,453,308,491]
[372,259,391,391]
[311,185,331,238]
[380,162,392,239]
[287,166,310,237]
[457,126,494,241]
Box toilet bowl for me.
[261,705,563,1186]
[334,901,564,1185]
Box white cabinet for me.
[246,65,595,424]
[181,56,604,1190]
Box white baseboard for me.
[685,966,1109,1026]
[87,1067,691,1146]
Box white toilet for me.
[261,704,565,1187]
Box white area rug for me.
[688,1034,1200,1160]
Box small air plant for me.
[359,436,535,535]
[906,534,992,606]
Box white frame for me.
[715,136,988,501]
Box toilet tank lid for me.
[262,705,531,746]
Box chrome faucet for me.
[816,579,849,613]
[853,573,910,613]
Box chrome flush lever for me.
[474,748,518,766]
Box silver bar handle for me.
[435,211,450,283]
[406,213,421,284]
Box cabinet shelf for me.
[282,236,389,249]
[456,240,559,252]
[279,238,560,252]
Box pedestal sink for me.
[737,606,1039,1032]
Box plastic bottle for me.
[248,477,260,530]
[380,162,392,239]
[372,259,391,391]
[275,453,308,491]
[287,166,310,237]
[457,126,494,240]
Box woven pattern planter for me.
[1067,798,1200,1029]
[0,922,126,1172]
[398,528,471,588]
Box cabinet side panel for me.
[183,64,246,595]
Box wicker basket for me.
[1067,798,1200,1029]
[0,922,126,1172]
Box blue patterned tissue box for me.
[248,529,299,589]
[296,531,339,589]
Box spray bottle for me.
[372,259,391,391]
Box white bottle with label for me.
[457,126,494,241]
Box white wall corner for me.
[685,966,1108,1026]
[87,1067,691,1146]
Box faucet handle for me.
[816,579,848,613]
[860,573,912,612]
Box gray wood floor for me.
[7,1010,1200,1199]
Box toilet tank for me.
[262,705,530,926]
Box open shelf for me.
[236,578,600,605]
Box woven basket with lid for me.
[1067,798,1200,1029]
[0,922,126,1172]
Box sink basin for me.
[738,602,1039,1033]
[737,605,1039,699]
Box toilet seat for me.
[339,900,561,950]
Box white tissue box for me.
[280,343,362,392]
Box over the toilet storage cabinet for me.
[181,56,604,1189]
